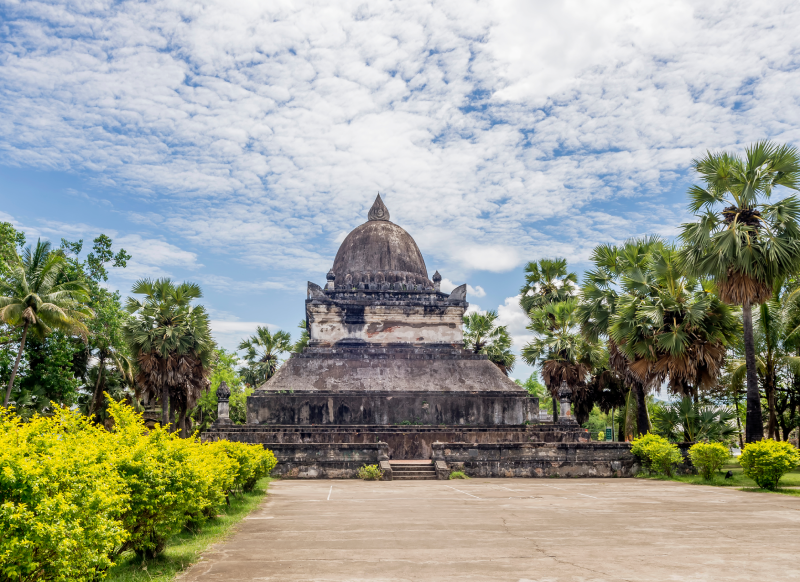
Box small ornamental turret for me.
[215,381,232,425]
[433,270,442,292]
[368,193,390,221]
[557,380,576,424]
[325,269,335,291]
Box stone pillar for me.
[325,269,335,291]
[433,270,442,292]
[215,381,232,425]
[558,380,577,424]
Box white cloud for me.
[439,278,486,298]
[1,0,799,281]
[209,319,275,353]
[496,294,533,351]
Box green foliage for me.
[463,310,515,374]
[519,258,577,314]
[688,442,730,480]
[238,326,293,386]
[293,319,310,354]
[0,406,128,581]
[738,439,800,490]
[0,222,25,276]
[448,471,468,479]
[357,464,383,480]
[652,397,738,443]
[0,399,275,579]
[631,433,683,476]
[582,405,610,440]
[17,332,82,414]
[515,373,554,415]
[192,349,250,430]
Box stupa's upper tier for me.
[331,194,433,289]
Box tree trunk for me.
[611,407,615,442]
[178,405,187,438]
[169,397,176,433]
[89,354,106,417]
[551,396,559,422]
[733,391,744,450]
[4,323,29,407]
[161,384,169,428]
[742,301,764,442]
[635,383,649,436]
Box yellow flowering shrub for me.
[0,399,276,579]
[688,442,729,480]
[739,439,800,490]
[0,407,128,582]
[631,433,683,476]
[209,440,278,494]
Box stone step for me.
[394,475,437,480]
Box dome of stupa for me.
[331,194,432,289]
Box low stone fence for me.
[432,442,639,478]
[255,442,388,479]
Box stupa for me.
[205,195,636,479]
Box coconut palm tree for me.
[462,310,516,376]
[679,141,800,441]
[123,278,214,435]
[0,240,93,407]
[523,298,604,424]
[519,258,578,314]
[238,326,293,386]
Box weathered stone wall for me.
[432,442,639,478]
[204,423,591,459]
[308,301,466,346]
[247,391,538,426]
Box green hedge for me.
[0,400,277,581]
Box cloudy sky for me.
[2,0,799,379]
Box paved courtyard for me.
[180,478,800,581]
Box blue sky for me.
[2,0,800,381]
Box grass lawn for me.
[643,460,800,497]
[106,477,272,582]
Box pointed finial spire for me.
[368,193,390,222]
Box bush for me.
[0,399,276,579]
[0,406,128,582]
[739,439,800,490]
[688,442,729,480]
[449,471,468,479]
[357,464,383,480]
[631,433,683,476]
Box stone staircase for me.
[389,460,437,480]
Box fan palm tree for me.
[293,319,310,354]
[523,298,604,424]
[679,141,800,441]
[462,310,516,376]
[0,240,93,407]
[652,397,738,443]
[123,278,214,435]
[238,326,293,386]
[519,258,578,314]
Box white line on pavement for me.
[445,485,481,499]
[327,485,333,501]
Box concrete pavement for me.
[179,478,800,581]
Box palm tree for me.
[123,278,214,435]
[238,326,293,386]
[522,298,603,424]
[726,287,800,439]
[652,397,738,443]
[293,320,310,354]
[679,141,800,442]
[462,311,516,376]
[0,240,93,407]
[519,258,577,314]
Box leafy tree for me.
[514,373,553,415]
[0,222,25,277]
[652,397,738,443]
[462,310,516,376]
[522,298,603,424]
[193,348,251,430]
[679,141,800,442]
[519,258,577,314]
[124,279,214,435]
[238,326,293,386]
[0,240,93,407]
[293,319,310,354]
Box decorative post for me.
[215,381,232,425]
[558,380,577,424]
[433,270,442,292]
[325,269,336,290]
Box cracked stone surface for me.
[178,479,800,581]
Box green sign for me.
[605,427,613,442]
